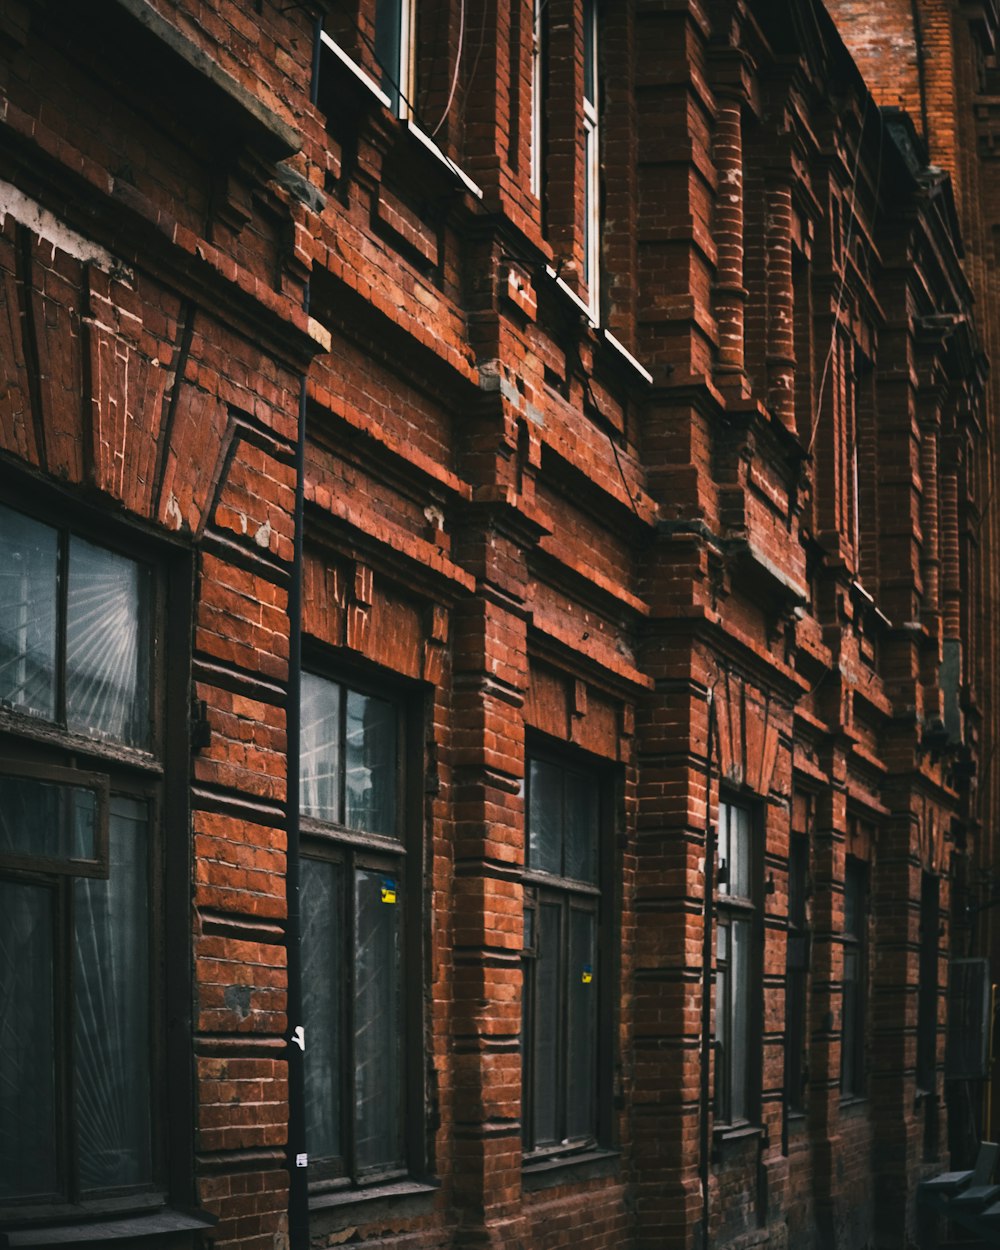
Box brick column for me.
[765,167,796,433]
[450,501,541,1250]
[709,50,751,390]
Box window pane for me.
[528,759,562,876]
[345,690,397,837]
[354,867,403,1171]
[730,917,751,1122]
[74,797,151,1192]
[566,909,597,1140]
[374,0,403,110]
[0,774,98,862]
[565,772,599,884]
[301,673,342,823]
[0,880,57,1199]
[714,923,729,1115]
[0,504,57,719]
[531,901,561,1146]
[729,805,752,899]
[66,538,149,747]
[583,0,596,104]
[301,857,343,1163]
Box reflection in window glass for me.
[0,504,57,720]
[528,757,598,883]
[528,758,562,876]
[66,538,149,748]
[345,690,396,837]
[301,674,342,822]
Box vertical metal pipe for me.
[286,370,308,1250]
[700,685,718,1250]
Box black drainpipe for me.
[700,685,718,1250]
[286,371,308,1249]
[287,25,321,1244]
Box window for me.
[374,0,414,116]
[784,831,810,1119]
[582,0,600,316]
[715,799,759,1126]
[0,501,161,1215]
[522,753,607,1157]
[917,872,940,1093]
[299,670,412,1186]
[841,856,867,1098]
[530,0,544,199]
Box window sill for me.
[838,1094,868,1112]
[599,329,653,386]
[0,1207,216,1246]
[308,1179,439,1232]
[713,1122,763,1144]
[317,32,483,202]
[522,1148,620,1191]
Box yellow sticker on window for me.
[381,879,397,904]
[581,967,593,984]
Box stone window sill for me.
[522,1148,620,1191]
[0,1207,215,1246]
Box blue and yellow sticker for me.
[581,965,593,984]
[381,878,397,904]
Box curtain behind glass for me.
[0,504,57,719]
[301,857,343,1163]
[531,901,561,1146]
[74,797,151,1192]
[0,879,57,1199]
[566,908,597,1140]
[66,539,149,748]
[354,868,402,1171]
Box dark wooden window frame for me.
[714,795,763,1131]
[840,854,868,1100]
[299,656,425,1195]
[784,828,810,1124]
[521,742,615,1163]
[0,484,195,1234]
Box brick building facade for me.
[0,3,998,1250]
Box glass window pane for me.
[301,857,343,1163]
[0,774,98,862]
[565,772,599,884]
[583,0,596,104]
[566,909,597,1141]
[730,805,752,899]
[74,797,151,1192]
[531,901,562,1146]
[528,759,562,876]
[731,917,751,1122]
[374,0,403,110]
[301,674,342,823]
[345,690,397,837]
[0,880,57,1199]
[66,538,149,748]
[718,803,731,895]
[0,504,57,719]
[354,867,403,1171]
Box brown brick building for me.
[1,2,999,1250]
